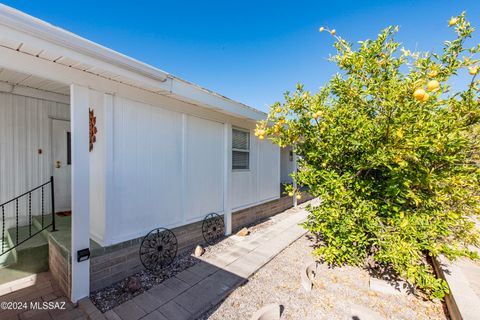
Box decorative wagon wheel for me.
[139,228,178,272]
[202,213,225,245]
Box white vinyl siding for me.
[232,128,250,170]
[0,91,70,229]
[231,137,280,210]
[110,96,225,243]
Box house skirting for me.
[48,237,72,298]
[49,192,313,295]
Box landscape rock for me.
[127,277,141,294]
[236,227,250,237]
[194,244,205,257]
[301,262,317,292]
[250,304,283,320]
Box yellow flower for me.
[427,80,440,92]
[330,29,336,35]
[275,107,282,113]
[449,17,459,27]
[469,66,478,75]
[319,27,325,33]
[258,135,264,140]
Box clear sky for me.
[3,1,480,112]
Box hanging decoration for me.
[89,108,97,152]
[202,213,225,245]
[139,227,178,272]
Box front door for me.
[52,119,72,213]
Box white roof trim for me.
[0,4,169,83]
[0,4,266,121]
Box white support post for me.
[70,84,90,303]
[292,151,298,207]
[223,123,232,235]
[103,93,114,246]
[181,114,188,225]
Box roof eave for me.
[0,4,267,121]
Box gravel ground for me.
[90,215,280,313]
[201,235,448,320]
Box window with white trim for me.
[232,128,250,170]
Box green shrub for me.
[257,13,480,299]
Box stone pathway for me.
[0,271,87,320]
[82,206,309,320]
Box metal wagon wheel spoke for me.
[202,213,224,245]
[139,227,178,272]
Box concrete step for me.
[32,213,54,231]
[0,225,49,286]
[32,213,70,232]
[0,237,16,268]
[6,224,47,250]
[0,217,50,270]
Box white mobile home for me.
[0,5,296,302]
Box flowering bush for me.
[257,13,480,299]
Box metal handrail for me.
[0,180,52,207]
[1,176,56,256]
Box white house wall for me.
[257,140,281,202]
[0,87,280,245]
[280,147,294,184]
[106,94,279,245]
[184,116,224,223]
[0,91,69,228]
[231,135,280,211]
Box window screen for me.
[232,128,250,170]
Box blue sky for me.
[3,1,480,112]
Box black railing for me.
[1,176,55,256]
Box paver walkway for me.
[0,271,87,320]
[83,205,310,320]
